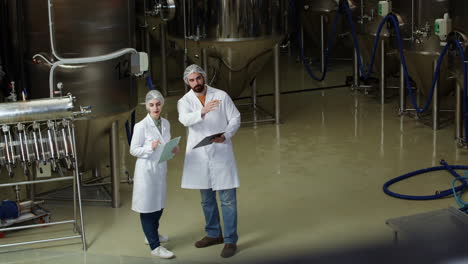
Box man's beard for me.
[193,84,204,93]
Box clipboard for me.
[193,132,225,149]
[158,137,181,163]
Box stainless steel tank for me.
[18,0,137,170]
[400,0,452,97]
[299,0,356,60]
[166,0,285,98]
[355,0,399,77]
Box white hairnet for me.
[145,90,164,105]
[183,64,207,85]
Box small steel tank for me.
[398,0,452,98]
[355,0,399,78]
[166,0,285,98]
[299,0,357,62]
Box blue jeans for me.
[200,188,238,244]
[140,209,163,250]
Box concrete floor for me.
[1,54,468,263]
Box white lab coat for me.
[130,114,171,213]
[177,86,241,190]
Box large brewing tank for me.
[166,0,285,98]
[17,0,137,170]
[299,0,357,60]
[397,0,452,98]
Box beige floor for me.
[1,54,468,263]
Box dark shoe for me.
[220,243,237,258]
[194,236,224,248]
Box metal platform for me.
[386,207,468,244]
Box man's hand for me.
[212,135,225,143]
[201,100,220,115]
[151,140,161,150]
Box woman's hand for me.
[171,146,179,154]
[151,140,161,150]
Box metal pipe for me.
[252,79,257,123]
[0,96,74,124]
[8,129,15,164]
[411,0,414,41]
[380,40,385,105]
[274,44,280,124]
[182,0,188,92]
[160,22,168,97]
[71,124,87,251]
[433,60,439,130]
[110,120,121,208]
[353,50,360,89]
[32,128,40,160]
[321,15,325,73]
[25,130,31,163]
[0,235,82,248]
[61,127,69,157]
[456,81,462,140]
[3,128,11,164]
[47,127,55,159]
[202,48,208,74]
[67,121,75,158]
[400,63,406,114]
[300,23,305,61]
[0,176,73,187]
[18,125,26,163]
[37,126,47,161]
[52,123,60,158]
[0,220,75,232]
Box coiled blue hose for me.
[383,160,468,200]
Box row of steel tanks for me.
[140,0,286,100]
[349,0,453,124]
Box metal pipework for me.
[380,40,385,105]
[0,96,74,124]
[456,80,462,143]
[432,59,439,130]
[399,63,406,114]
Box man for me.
[177,64,241,258]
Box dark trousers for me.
[140,209,163,250]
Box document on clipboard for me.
[193,132,225,149]
[158,137,181,163]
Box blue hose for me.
[146,75,155,91]
[383,160,468,200]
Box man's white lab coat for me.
[177,86,241,190]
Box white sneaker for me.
[151,246,175,259]
[145,234,169,245]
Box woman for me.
[130,90,176,259]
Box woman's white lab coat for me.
[177,86,241,190]
[130,114,171,213]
